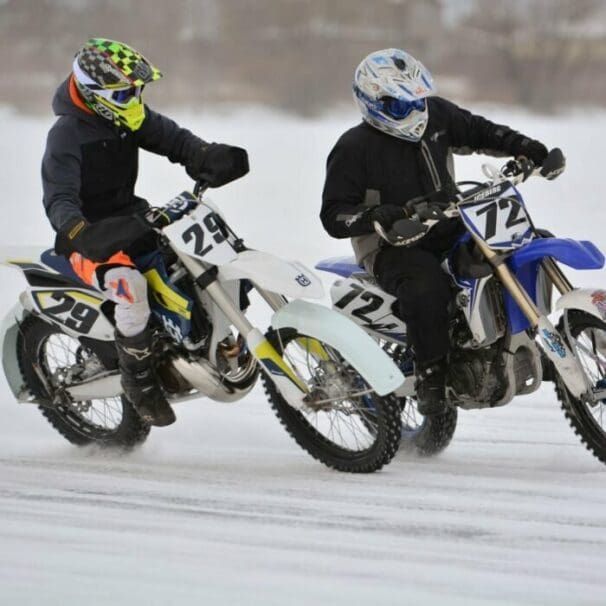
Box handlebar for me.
[375,147,565,246]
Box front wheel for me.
[556,310,606,465]
[262,328,402,473]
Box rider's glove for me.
[369,205,408,231]
[510,137,548,168]
[186,142,249,187]
[145,193,198,228]
[504,157,535,182]
[410,201,448,222]
[56,215,152,262]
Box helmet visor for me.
[382,96,426,120]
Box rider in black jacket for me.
[321,49,553,417]
[41,38,249,426]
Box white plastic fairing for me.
[555,287,606,323]
[271,299,404,396]
[219,251,324,299]
[163,205,239,266]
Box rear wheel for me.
[17,315,150,448]
[556,310,606,464]
[383,342,457,456]
[262,328,402,473]
[399,396,458,456]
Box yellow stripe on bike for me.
[296,337,331,361]
[255,339,308,392]
[144,268,192,318]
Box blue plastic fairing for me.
[315,256,362,278]
[505,238,605,333]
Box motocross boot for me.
[415,359,448,416]
[115,328,176,427]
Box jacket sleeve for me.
[136,107,207,165]
[41,122,84,231]
[320,134,373,239]
[439,97,537,158]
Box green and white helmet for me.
[72,38,162,131]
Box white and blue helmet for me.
[353,49,435,142]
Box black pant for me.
[373,226,462,365]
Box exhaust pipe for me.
[171,357,253,403]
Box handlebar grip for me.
[540,148,566,180]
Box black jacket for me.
[321,96,538,244]
[42,77,205,231]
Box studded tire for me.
[262,328,402,473]
[555,311,606,465]
[17,315,150,448]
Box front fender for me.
[555,288,606,324]
[270,299,404,396]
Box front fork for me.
[173,251,308,409]
[472,237,590,400]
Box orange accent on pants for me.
[69,251,135,286]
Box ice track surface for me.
[1,107,606,604]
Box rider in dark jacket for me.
[41,38,249,426]
[321,49,552,417]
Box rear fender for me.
[270,299,404,396]
[1,303,32,402]
[22,287,114,341]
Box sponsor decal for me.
[472,185,501,201]
[344,211,366,227]
[162,316,183,341]
[123,346,151,361]
[295,273,311,287]
[591,290,606,319]
[542,328,566,359]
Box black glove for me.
[145,192,198,228]
[504,157,535,182]
[510,137,548,168]
[369,205,407,231]
[55,215,152,262]
[186,142,249,187]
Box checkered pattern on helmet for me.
[78,47,130,87]
[85,38,160,85]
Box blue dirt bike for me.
[317,150,606,464]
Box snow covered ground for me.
[1,105,606,605]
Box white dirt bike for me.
[317,150,606,466]
[0,183,405,473]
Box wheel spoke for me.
[41,334,123,432]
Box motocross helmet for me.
[353,49,435,142]
[72,38,162,131]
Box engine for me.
[447,344,509,409]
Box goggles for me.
[95,85,143,107]
[382,96,426,120]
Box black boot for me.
[415,359,448,416]
[115,329,176,427]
